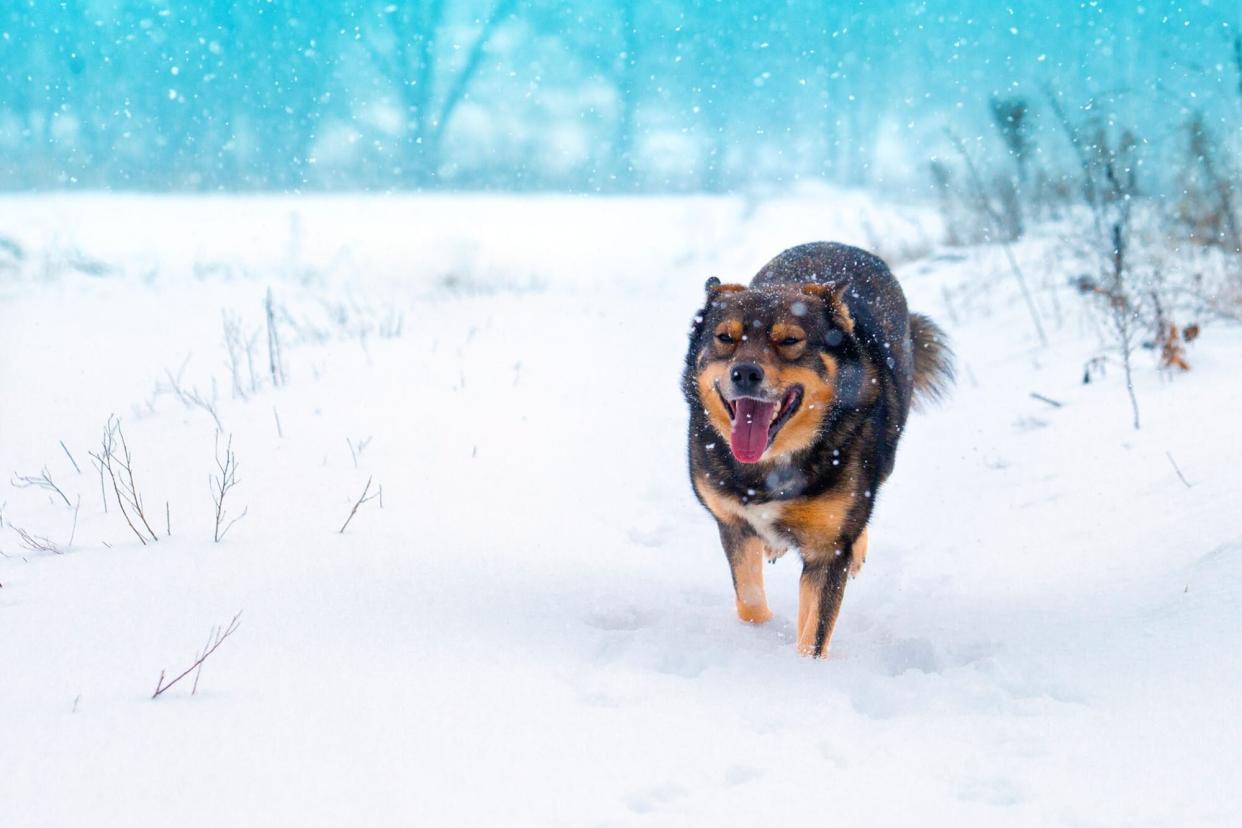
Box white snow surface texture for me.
[1,192,1240,826]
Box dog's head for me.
[687,277,858,464]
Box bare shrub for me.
[265,287,286,388]
[947,131,1048,346]
[89,416,160,545]
[14,524,60,554]
[222,310,261,400]
[11,467,72,508]
[210,432,247,543]
[1175,112,1240,253]
[9,497,78,555]
[989,96,1033,185]
[161,362,224,432]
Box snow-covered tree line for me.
[0,0,1237,192]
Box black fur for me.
[682,242,954,657]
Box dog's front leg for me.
[796,539,854,658]
[717,522,773,624]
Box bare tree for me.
[365,0,517,182]
[989,96,1033,186]
[1051,94,1146,429]
[210,432,247,543]
[1180,112,1240,252]
[947,130,1048,347]
[152,611,243,699]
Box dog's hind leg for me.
[718,523,772,624]
[796,544,854,658]
[849,527,869,577]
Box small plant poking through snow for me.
[11,467,73,508]
[152,611,243,700]
[162,360,224,432]
[339,475,382,534]
[265,287,286,388]
[210,432,247,543]
[89,416,160,546]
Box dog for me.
[683,242,952,658]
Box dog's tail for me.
[909,313,954,408]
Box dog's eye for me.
[716,332,735,344]
[779,337,802,347]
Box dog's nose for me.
[730,362,764,394]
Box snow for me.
[2,192,1240,825]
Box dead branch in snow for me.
[265,288,286,388]
[1166,452,1192,489]
[11,493,80,555]
[14,524,60,554]
[222,309,261,399]
[339,475,381,534]
[346,436,372,469]
[11,466,73,508]
[152,611,243,699]
[162,364,224,432]
[89,416,159,545]
[59,440,81,474]
[1029,392,1064,408]
[90,454,108,513]
[211,432,247,543]
[68,495,80,547]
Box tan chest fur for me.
[694,474,856,560]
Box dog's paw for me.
[763,544,788,563]
[735,600,773,624]
[848,528,869,577]
[848,554,866,578]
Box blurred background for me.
[2,0,1239,195]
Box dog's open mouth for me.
[718,385,803,463]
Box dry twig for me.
[59,440,81,474]
[265,288,286,388]
[1166,452,1192,489]
[152,611,243,699]
[339,475,381,534]
[11,467,73,508]
[163,365,224,432]
[1029,392,1064,408]
[14,524,59,554]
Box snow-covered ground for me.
[2,191,1239,826]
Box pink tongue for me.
[730,398,776,463]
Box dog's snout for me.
[730,362,764,394]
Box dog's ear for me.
[690,278,744,342]
[704,277,746,297]
[800,282,854,335]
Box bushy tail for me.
[909,313,954,408]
